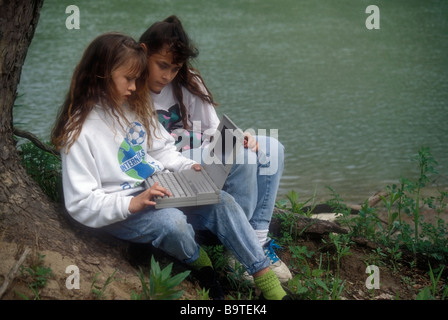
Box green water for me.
[15,0,448,201]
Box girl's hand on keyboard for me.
[191,164,202,171]
[129,182,172,213]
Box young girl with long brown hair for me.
[139,16,291,284]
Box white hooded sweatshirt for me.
[61,106,196,228]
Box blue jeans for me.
[184,136,284,232]
[225,136,284,231]
[103,190,270,275]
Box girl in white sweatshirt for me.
[139,16,292,283]
[51,32,287,300]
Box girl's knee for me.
[218,192,247,218]
[153,209,191,234]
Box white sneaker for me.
[226,240,292,284]
[263,239,292,284]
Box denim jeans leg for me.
[250,136,285,231]
[222,136,285,231]
[102,206,200,264]
[184,191,270,275]
[223,148,258,221]
[184,147,259,221]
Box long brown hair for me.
[139,15,218,129]
[51,32,157,152]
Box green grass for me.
[16,253,53,300]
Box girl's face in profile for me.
[111,61,140,104]
[147,47,183,94]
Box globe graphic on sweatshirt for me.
[118,122,155,181]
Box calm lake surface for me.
[15,0,448,203]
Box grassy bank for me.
[14,142,448,300]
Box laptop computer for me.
[144,114,244,208]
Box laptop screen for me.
[202,115,244,188]
[214,125,238,165]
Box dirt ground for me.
[0,194,446,301]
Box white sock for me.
[254,229,269,247]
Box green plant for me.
[277,189,317,217]
[320,275,346,301]
[225,260,253,295]
[385,243,403,272]
[384,147,448,263]
[18,141,62,202]
[379,184,404,244]
[351,200,382,240]
[131,256,190,300]
[289,245,314,274]
[226,288,255,300]
[289,252,345,300]
[418,218,448,262]
[366,247,387,268]
[325,187,349,214]
[325,187,353,232]
[289,255,324,300]
[343,147,447,265]
[409,146,438,243]
[416,263,447,300]
[202,244,228,274]
[281,146,447,300]
[435,191,448,216]
[90,269,117,300]
[323,233,352,278]
[201,244,254,298]
[17,253,53,300]
[195,287,211,300]
[273,207,321,245]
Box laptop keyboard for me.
[181,169,217,194]
[146,170,217,199]
[147,172,194,198]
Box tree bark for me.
[1,1,47,235]
[0,1,135,288]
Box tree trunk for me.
[0,1,137,299]
[1,1,47,238]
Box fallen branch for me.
[271,191,390,238]
[299,191,389,215]
[271,208,348,237]
[13,127,60,159]
[347,191,388,211]
[0,247,31,299]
